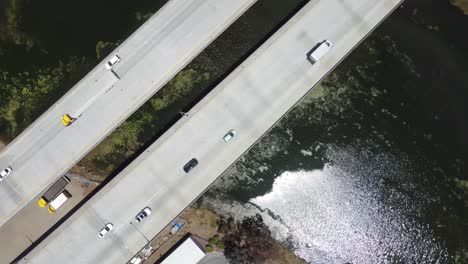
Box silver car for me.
[0,166,13,181]
[223,129,238,142]
[135,207,152,223]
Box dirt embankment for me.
[146,207,306,264]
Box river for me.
[1,0,467,262]
[200,0,468,263]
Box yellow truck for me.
[61,114,75,126]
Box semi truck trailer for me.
[37,175,70,207]
[48,190,72,213]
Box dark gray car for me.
[183,158,198,173]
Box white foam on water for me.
[201,198,291,242]
[249,154,448,263]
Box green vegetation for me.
[0,0,164,143]
[205,245,214,252]
[1,0,33,48]
[135,12,153,22]
[207,234,224,249]
[0,0,95,140]
[80,68,210,175]
[95,41,119,60]
[0,57,90,138]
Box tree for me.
[222,214,275,264]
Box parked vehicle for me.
[38,176,70,207]
[129,256,142,264]
[99,223,114,238]
[0,166,13,181]
[106,55,121,70]
[61,114,75,126]
[135,207,152,223]
[183,158,198,173]
[307,40,332,64]
[170,221,183,235]
[47,190,72,213]
[223,129,237,142]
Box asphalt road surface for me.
[0,174,96,263]
[0,0,256,228]
[20,0,403,263]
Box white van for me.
[307,40,332,64]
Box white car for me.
[98,223,113,238]
[135,207,152,223]
[129,256,142,264]
[223,129,238,142]
[105,55,121,69]
[0,166,13,181]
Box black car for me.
[183,158,198,173]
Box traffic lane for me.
[131,0,405,245]
[17,0,256,208]
[5,0,251,164]
[25,207,131,264]
[112,0,201,75]
[0,0,256,228]
[0,70,117,194]
[0,176,90,263]
[92,169,171,233]
[0,66,114,167]
[103,96,272,242]
[6,71,117,194]
[84,110,238,252]
[13,0,260,256]
[114,0,256,76]
[0,114,91,224]
[21,0,402,262]
[23,0,344,257]
[0,182,22,217]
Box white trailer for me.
[307,40,333,63]
[48,190,72,213]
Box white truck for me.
[307,40,333,64]
[48,190,72,213]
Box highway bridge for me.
[18,0,403,263]
[0,0,255,231]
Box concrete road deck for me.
[0,0,255,229]
[20,0,403,263]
